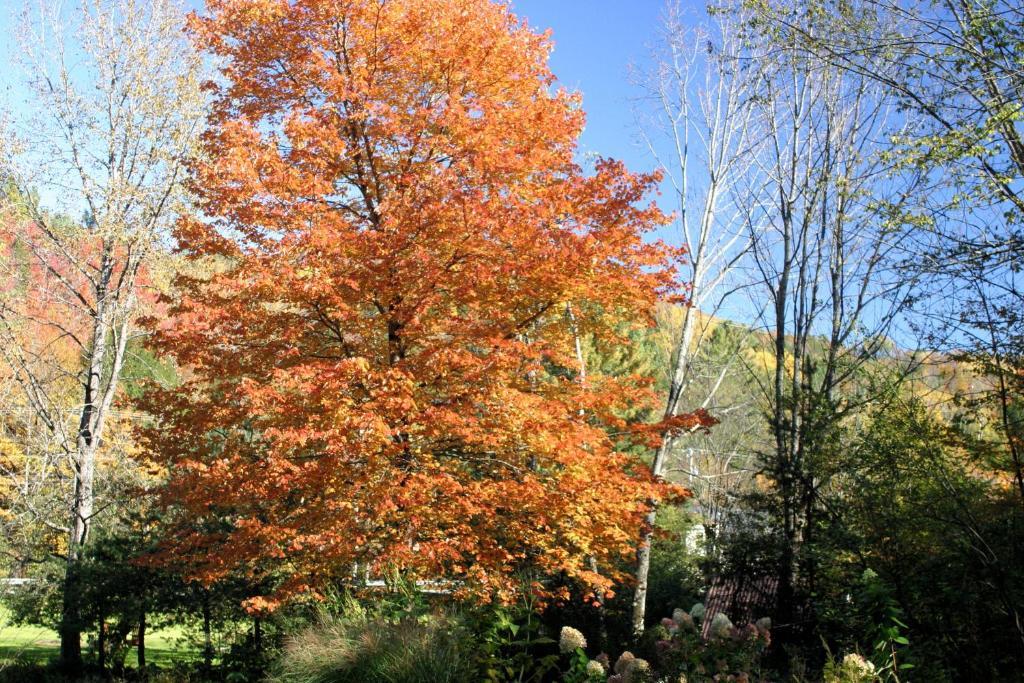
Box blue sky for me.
[1,0,680,189]
[509,1,711,255]
[509,1,668,174]
[0,0,697,252]
[0,0,929,342]
[0,0,691,244]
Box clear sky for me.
[0,0,691,244]
[1,0,681,183]
[509,1,669,175]
[0,0,953,348]
[509,1,712,255]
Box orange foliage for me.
[143,0,691,611]
[630,410,718,449]
[0,210,164,352]
[0,217,94,360]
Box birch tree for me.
[629,3,766,636]
[0,0,202,669]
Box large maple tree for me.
[146,0,697,610]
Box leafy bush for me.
[564,604,772,683]
[640,605,770,682]
[471,601,558,682]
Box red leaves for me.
[629,409,720,449]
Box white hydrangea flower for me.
[622,657,651,683]
[709,612,734,639]
[614,650,635,675]
[842,653,877,677]
[689,602,706,621]
[585,659,606,677]
[677,611,696,631]
[559,625,587,653]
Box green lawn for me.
[0,616,55,663]
[0,608,197,668]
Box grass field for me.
[0,608,197,668]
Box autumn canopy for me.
[145,0,686,611]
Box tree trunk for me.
[631,300,700,638]
[60,286,111,670]
[202,593,213,669]
[60,258,127,670]
[98,608,107,673]
[631,435,674,637]
[58,563,83,673]
[60,437,99,670]
[60,437,97,674]
[137,608,146,670]
[631,510,658,638]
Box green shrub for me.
[642,605,771,682]
[268,605,478,683]
[471,600,558,682]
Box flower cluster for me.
[709,613,734,639]
[560,626,589,654]
[554,604,770,682]
[556,625,604,682]
[842,653,875,676]
[645,606,771,682]
[824,652,879,683]
[608,651,652,682]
